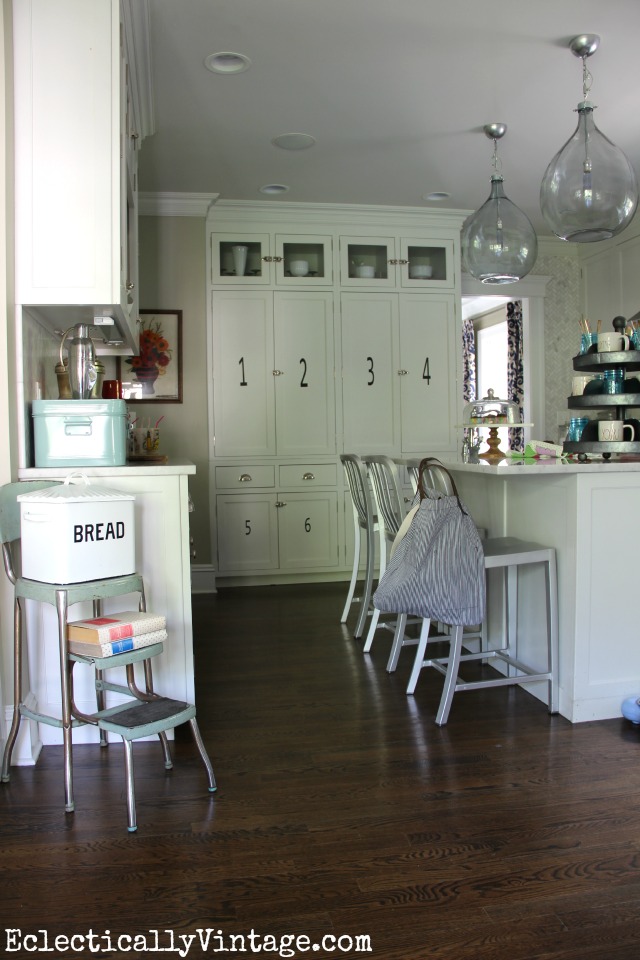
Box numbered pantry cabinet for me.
[215,488,339,573]
[211,290,336,457]
[341,292,458,457]
[210,232,333,285]
[339,236,455,289]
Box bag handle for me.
[417,457,468,515]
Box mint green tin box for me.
[32,399,127,467]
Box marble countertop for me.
[440,456,640,476]
[18,459,196,479]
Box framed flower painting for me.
[118,310,183,403]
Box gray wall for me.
[137,215,211,565]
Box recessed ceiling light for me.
[423,191,451,202]
[271,133,316,151]
[204,52,251,74]
[259,184,290,195]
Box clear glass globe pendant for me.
[462,125,538,284]
[540,101,638,242]
[540,35,638,242]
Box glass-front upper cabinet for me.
[211,232,333,285]
[274,234,333,285]
[339,236,455,289]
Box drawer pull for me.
[239,473,252,482]
[302,472,315,481]
[275,501,287,508]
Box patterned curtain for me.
[462,315,477,402]
[507,300,524,452]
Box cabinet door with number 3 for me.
[340,293,400,454]
[212,292,276,456]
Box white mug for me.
[571,375,593,396]
[598,420,634,442]
[597,331,630,352]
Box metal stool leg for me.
[189,717,217,792]
[55,589,74,812]
[406,619,432,695]
[122,738,137,832]
[1,597,25,781]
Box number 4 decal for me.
[422,357,431,383]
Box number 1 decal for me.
[239,357,248,386]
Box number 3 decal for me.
[367,356,374,385]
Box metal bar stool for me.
[406,535,559,725]
[340,454,378,638]
[362,455,419,662]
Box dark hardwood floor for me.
[2,582,640,959]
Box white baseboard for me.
[190,564,217,594]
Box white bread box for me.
[18,476,135,584]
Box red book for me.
[67,611,166,643]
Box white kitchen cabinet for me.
[12,0,143,351]
[207,201,466,584]
[341,292,458,457]
[580,229,640,326]
[339,235,455,289]
[211,290,335,457]
[14,464,197,750]
[216,489,338,574]
[210,232,334,285]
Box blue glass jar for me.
[580,332,598,354]
[602,368,624,394]
[567,417,589,442]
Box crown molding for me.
[208,199,471,230]
[139,193,220,217]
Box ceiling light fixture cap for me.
[272,133,316,151]
[259,184,290,195]
[569,34,600,59]
[483,123,507,141]
[204,51,251,74]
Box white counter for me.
[11,461,198,761]
[436,456,640,722]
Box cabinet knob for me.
[398,369,408,376]
[398,259,410,265]
[239,473,252,482]
[273,256,283,262]
[302,472,315,481]
[273,370,284,376]
[275,501,287,508]
[131,131,139,140]
[388,259,399,265]
[262,256,274,262]
[126,281,135,290]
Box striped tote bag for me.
[373,459,485,626]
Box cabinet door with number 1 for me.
[212,292,276,456]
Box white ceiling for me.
[139,0,640,237]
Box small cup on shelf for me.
[580,332,598,354]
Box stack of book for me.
[66,610,167,658]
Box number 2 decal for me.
[367,356,375,385]
[300,358,308,387]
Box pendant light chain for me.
[581,55,593,101]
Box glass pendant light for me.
[540,34,638,242]
[462,124,538,285]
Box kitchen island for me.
[440,456,640,722]
[11,461,196,762]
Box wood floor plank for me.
[2,582,640,959]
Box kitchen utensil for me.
[59,324,98,399]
